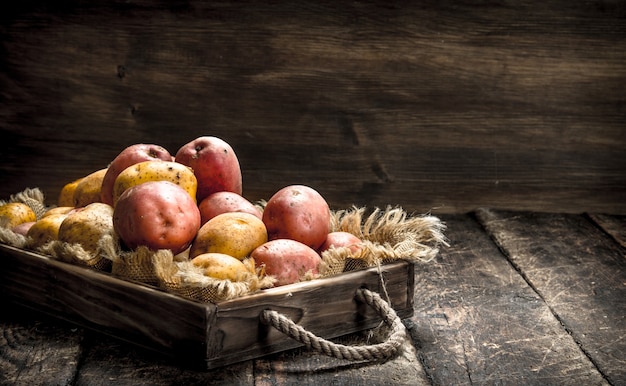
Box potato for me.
[251,239,322,286]
[262,185,331,250]
[198,191,262,225]
[189,212,267,260]
[112,160,197,205]
[174,136,243,202]
[57,202,114,254]
[100,143,173,206]
[12,221,35,236]
[73,168,107,207]
[191,252,251,281]
[113,180,201,255]
[58,177,83,207]
[42,206,75,217]
[26,213,69,248]
[318,231,363,254]
[0,202,37,229]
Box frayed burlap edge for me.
[1,188,447,303]
[319,206,448,277]
[0,223,28,249]
[96,234,276,303]
[100,236,167,287]
[37,238,113,272]
[155,258,276,303]
[0,187,48,219]
[0,187,57,249]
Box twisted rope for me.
[259,288,406,362]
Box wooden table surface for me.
[1,209,624,386]
[1,1,625,384]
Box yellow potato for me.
[0,202,37,229]
[57,202,114,254]
[189,212,268,260]
[42,206,75,217]
[26,213,69,248]
[112,160,197,206]
[73,168,107,207]
[191,252,252,281]
[58,177,84,207]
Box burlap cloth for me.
[0,188,448,304]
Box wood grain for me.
[475,209,626,385]
[0,303,83,385]
[1,1,625,214]
[208,260,414,369]
[0,243,414,369]
[252,331,431,386]
[0,244,213,363]
[588,214,626,249]
[75,335,255,385]
[1,212,623,384]
[409,214,607,385]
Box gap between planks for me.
[474,209,625,386]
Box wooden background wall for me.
[1,0,624,214]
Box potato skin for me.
[100,143,173,206]
[198,191,262,225]
[318,231,363,254]
[43,206,75,217]
[251,239,321,286]
[26,213,68,248]
[189,212,267,260]
[112,160,197,205]
[174,136,243,202]
[0,202,38,229]
[73,168,107,207]
[58,178,83,207]
[191,252,251,281]
[262,185,331,250]
[113,181,201,255]
[12,221,35,236]
[57,202,115,254]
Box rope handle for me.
[259,287,406,362]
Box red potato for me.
[12,221,35,236]
[100,143,173,206]
[198,191,262,225]
[251,239,322,286]
[174,136,243,202]
[113,181,201,255]
[318,231,363,254]
[262,185,331,250]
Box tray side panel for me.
[0,244,415,370]
[0,244,214,367]
[206,261,414,369]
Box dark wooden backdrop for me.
[1,0,624,214]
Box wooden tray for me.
[0,243,414,369]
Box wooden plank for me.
[0,301,83,385]
[0,1,625,214]
[408,214,607,385]
[0,245,417,384]
[211,261,414,369]
[74,333,254,385]
[0,242,414,369]
[588,214,626,249]
[253,330,431,386]
[475,209,626,385]
[0,243,214,368]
